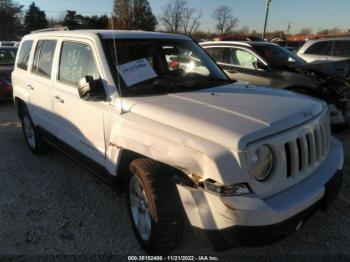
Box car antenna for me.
[110,14,124,114]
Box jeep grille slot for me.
[284,120,330,178]
[285,143,292,177]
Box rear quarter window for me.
[205,47,225,63]
[333,41,350,57]
[17,40,33,70]
[305,41,333,56]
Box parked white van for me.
[12,29,344,254]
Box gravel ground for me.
[0,102,349,260]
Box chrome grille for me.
[284,119,330,178]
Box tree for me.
[113,0,129,29]
[24,2,48,34]
[250,29,260,36]
[213,5,238,35]
[299,27,312,35]
[132,0,157,31]
[159,0,201,35]
[182,7,201,35]
[86,15,109,29]
[62,10,81,29]
[112,0,157,31]
[318,29,329,35]
[238,26,250,35]
[47,17,64,28]
[62,10,108,30]
[318,27,341,36]
[0,0,23,40]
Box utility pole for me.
[287,22,291,36]
[262,0,272,39]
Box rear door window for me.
[17,40,33,70]
[205,47,226,63]
[32,40,57,79]
[305,41,333,56]
[333,41,350,57]
[58,41,100,86]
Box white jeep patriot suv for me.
[12,29,344,254]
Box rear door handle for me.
[54,95,64,104]
[27,84,34,90]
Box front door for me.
[222,47,274,86]
[51,40,107,165]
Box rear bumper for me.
[193,170,343,251]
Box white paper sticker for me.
[117,58,157,87]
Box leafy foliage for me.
[212,5,238,35]
[159,0,201,35]
[0,0,23,40]
[24,2,48,34]
[63,10,109,30]
[112,0,157,31]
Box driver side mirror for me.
[78,76,106,101]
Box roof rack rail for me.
[31,27,69,34]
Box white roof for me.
[305,36,350,43]
[26,29,190,41]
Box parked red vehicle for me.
[0,47,17,101]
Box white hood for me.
[122,84,325,150]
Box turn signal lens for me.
[202,179,251,197]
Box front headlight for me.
[250,145,274,181]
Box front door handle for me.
[54,95,64,104]
[226,69,238,74]
[27,84,34,90]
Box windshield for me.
[104,38,230,96]
[253,44,306,66]
[0,48,17,65]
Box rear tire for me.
[127,158,184,254]
[20,107,52,155]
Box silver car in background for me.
[298,37,350,63]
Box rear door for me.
[27,39,57,132]
[51,39,107,165]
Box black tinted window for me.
[333,41,350,57]
[205,47,225,63]
[59,42,99,85]
[17,40,33,70]
[0,48,17,65]
[32,40,57,78]
[305,41,333,55]
[253,44,305,66]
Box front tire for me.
[20,108,51,155]
[127,158,184,254]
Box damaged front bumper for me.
[176,137,344,251]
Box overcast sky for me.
[18,0,350,34]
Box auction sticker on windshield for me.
[117,58,157,87]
